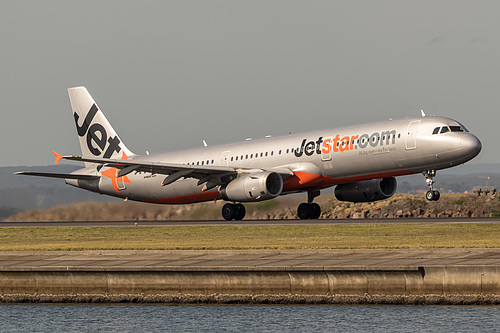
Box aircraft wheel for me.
[432,190,440,201]
[234,203,246,220]
[309,203,321,219]
[222,203,237,221]
[425,190,435,201]
[297,203,310,219]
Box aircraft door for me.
[117,169,126,190]
[405,120,420,150]
[220,151,230,166]
[118,178,126,190]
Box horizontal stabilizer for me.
[14,171,100,180]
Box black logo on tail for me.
[74,104,122,158]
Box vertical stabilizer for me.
[68,87,135,167]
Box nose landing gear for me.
[297,190,322,219]
[423,170,440,201]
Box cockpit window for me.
[433,124,468,135]
[449,126,465,132]
[440,126,450,134]
[457,122,469,132]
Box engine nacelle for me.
[220,171,283,202]
[334,177,397,203]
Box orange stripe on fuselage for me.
[282,170,417,192]
[146,191,221,204]
[282,171,325,191]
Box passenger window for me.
[440,126,450,134]
[432,127,440,135]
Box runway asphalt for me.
[1,217,500,227]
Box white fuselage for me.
[69,116,481,204]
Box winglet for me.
[52,151,63,165]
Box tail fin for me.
[68,87,135,167]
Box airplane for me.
[16,87,482,220]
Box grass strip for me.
[1,224,500,251]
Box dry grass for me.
[5,193,500,222]
[1,224,500,251]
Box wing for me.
[59,155,239,189]
[14,171,100,180]
[60,155,294,189]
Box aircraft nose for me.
[461,134,482,158]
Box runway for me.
[2,217,500,227]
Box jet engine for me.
[334,177,397,203]
[220,171,283,202]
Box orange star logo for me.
[101,152,132,195]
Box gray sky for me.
[1,1,498,167]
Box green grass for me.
[1,224,500,251]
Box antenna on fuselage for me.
[203,140,208,148]
[421,110,426,117]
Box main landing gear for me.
[222,203,246,221]
[423,170,440,201]
[297,190,322,220]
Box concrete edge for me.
[2,294,500,305]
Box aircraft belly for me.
[120,174,209,203]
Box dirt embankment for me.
[4,193,500,222]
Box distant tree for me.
[397,182,412,194]
[0,207,18,220]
